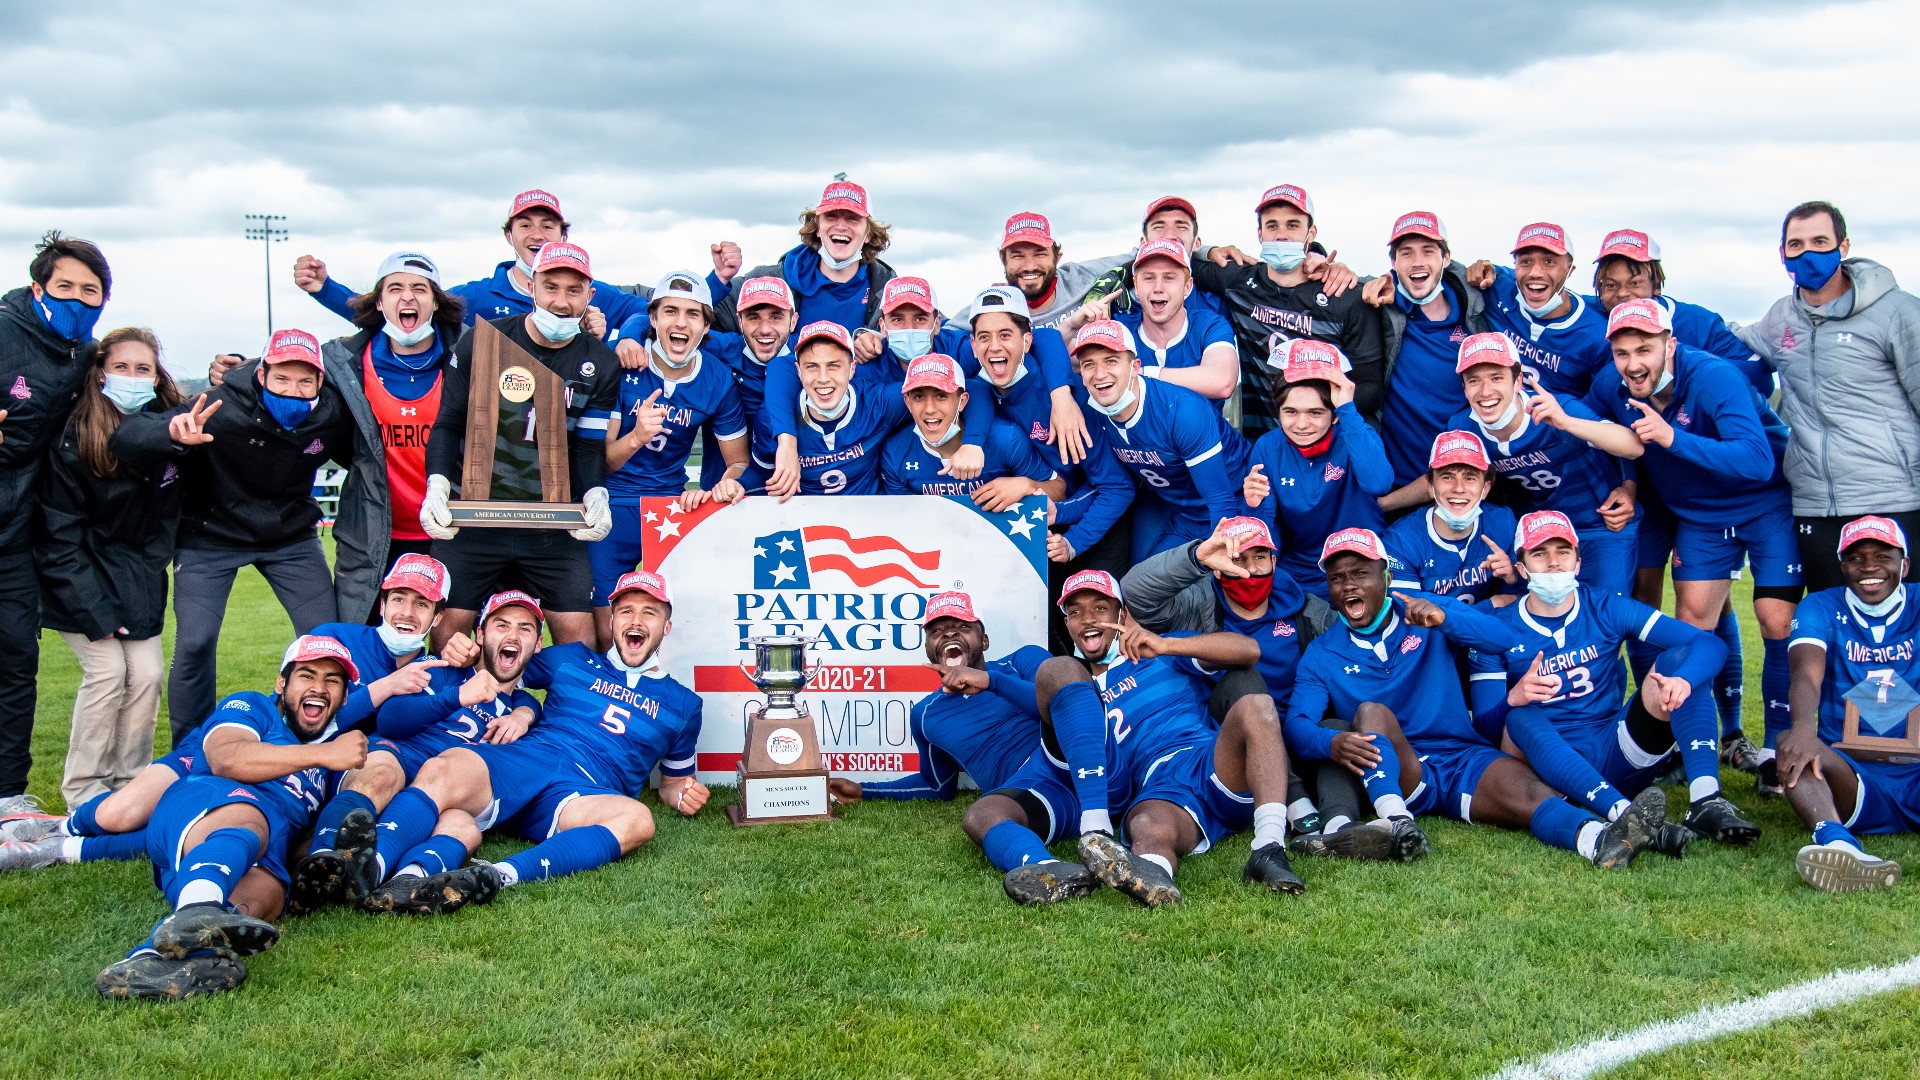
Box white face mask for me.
[650,336,694,370]
[1526,570,1579,605]
[101,373,157,413]
[1088,376,1138,417]
[1521,289,1564,319]
[819,248,861,271]
[376,622,427,656]
[382,319,434,348]
[919,417,962,448]
[1433,502,1483,532]
[530,304,582,343]
[808,389,851,422]
[1854,583,1907,618]
[1398,275,1445,305]
[1075,634,1124,666]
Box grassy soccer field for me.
[4,567,1918,1079]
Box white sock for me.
[1688,776,1721,802]
[1252,803,1288,849]
[1286,797,1317,824]
[1758,747,1777,763]
[496,861,521,888]
[1322,814,1352,835]
[1141,852,1174,876]
[1374,794,1410,820]
[59,836,85,863]
[175,880,227,908]
[1575,821,1605,860]
[1605,798,1631,822]
[54,816,74,838]
[1079,808,1113,836]
[394,863,426,879]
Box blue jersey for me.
[879,416,1056,496]
[519,643,704,793]
[375,663,543,765]
[984,361,1134,556]
[1574,293,1771,399]
[307,622,412,730]
[604,352,749,501]
[1114,307,1237,381]
[1248,404,1392,598]
[1383,286,1473,485]
[1285,597,1515,758]
[760,352,995,456]
[707,334,782,488]
[1095,379,1250,528]
[194,690,338,829]
[1451,399,1631,533]
[1478,267,1612,397]
[1585,344,1791,528]
[861,647,1050,800]
[311,260,656,330]
[1469,587,1720,741]
[1093,638,1221,809]
[1214,581,1308,708]
[1790,587,1920,745]
[789,378,910,495]
[1385,505,1523,604]
[858,326,1076,397]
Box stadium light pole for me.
[243,213,288,339]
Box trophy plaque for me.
[446,319,588,529]
[1840,673,1920,764]
[728,635,836,827]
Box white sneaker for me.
[0,793,46,818]
[0,836,62,872]
[1795,841,1903,894]
[0,812,64,844]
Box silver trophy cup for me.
[742,634,818,722]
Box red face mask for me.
[1220,573,1275,609]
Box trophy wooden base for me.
[446,500,587,529]
[729,704,837,827]
[1841,700,1920,764]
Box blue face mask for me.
[101,373,156,413]
[1075,634,1125,666]
[262,388,317,431]
[887,328,933,363]
[34,293,104,342]
[1259,241,1306,272]
[1343,599,1393,635]
[1087,378,1138,418]
[1785,248,1844,293]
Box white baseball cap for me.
[650,270,713,308]
[375,251,442,288]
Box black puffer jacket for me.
[0,286,91,551]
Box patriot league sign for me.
[641,494,1049,785]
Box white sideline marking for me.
[1489,954,1920,1080]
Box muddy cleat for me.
[1243,844,1306,895]
[1683,794,1761,845]
[287,849,347,916]
[360,871,468,915]
[97,950,246,1001]
[1796,842,1904,894]
[1385,816,1430,862]
[1079,831,1182,908]
[1003,861,1101,905]
[1648,823,1694,859]
[334,808,382,905]
[0,812,63,844]
[1756,758,1784,799]
[1287,829,1332,857]
[151,902,279,960]
[1592,787,1666,869]
[453,861,505,907]
[1720,733,1763,773]
[0,835,62,872]
[1295,820,1399,861]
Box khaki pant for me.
[58,632,163,809]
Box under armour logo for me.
[1689,739,1717,750]
[1584,785,1606,801]
[188,861,232,875]
[1076,767,1104,778]
[1279,477,1298,487]
[1767,699,1790,710]
[399,405,417,417]
[1366,770,1386,783]
[906,460,919,470]
[378,821,398,831]
[1344,664,1361,674]
[1837,332,1854,344]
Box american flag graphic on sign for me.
[753,527,939,589]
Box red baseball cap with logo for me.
[817,180,869,218]
[737,276,794,313]
[531,241,592,279]
[1514,510,1580,553]
[380,553,450,604]
[1318,528,1388,568]
[1597,229,1662,263]
[1511,222,1570,256]
[1272,338,1347,383]
[1133,237,1191,272]
[262,329,323,371]
[1058,569,1123,610]
[1605,297,1672,338]
[1389,211,1449,247]
[280,634,360,682]
[1001,211,1054,251]
[1219,515,1276,552]
[1429,429,1492,472]
[1069,319,1137,357]
[796,320,853,353]
[506,189,564,224]
[901,353,964,395]
[921,590,982,627]
[609,569,673,608]
[480,589,544,625]
[1143,195,1197,228]
[1839,515,1909,555]
[1256,183,1315,219]
[1455,331,1521,373]
[881,276,938,315]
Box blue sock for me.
[1625,637,1658,690]
[310,789,375,854]
[372,788,440,880]
[1047,681,1110,819]
[980,819,1054,872]
[1714,611,1746,739]
[68,791,111,837]
[501,824,621,884]
[1528,796,1593,853]
[167,827,261,907]
[1506,707,1622,818]
[1813,820,1862,850]
[1669,690,1723,797]
[1359,735,1406,811]
[80,830,149,863]
[1761,638,1791,749]
[397,833,470,877]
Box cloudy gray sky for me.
[4,0,1917,370]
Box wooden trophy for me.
[728,635,836,826]
[445,319,588,529]
[1840,675,1920,764]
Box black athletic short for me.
[433,528,593,613]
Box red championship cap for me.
[1429,430,1492,472]
[608,569,673,608]
[1514,510,1580,553]
[737,276,794,313]
[1219,515,1276,552]
[817,180,869,218]
[1133,237,1191,272]
[262,328,323,371]
[1068,319,1137,357]
[901,353,964,395]
[1057,569,1123,611]
[1318,528,1388,568]
[506,189,564,223]
[796,320,853,353]
[1511,222,1570,256]
[1597,229,1661,263]
[1389,211,1449,247]
[1143,195,1198,228]
[921,590,982,627]
[480,589,545,625]
[1271,337,1347,383]
[531,241,591,279]
[1839,515,1910,555]
[880,276,938,315]
[280,634,360,682]
[1000,211,1054,251]
[380,553,450,604]
[1257,183,1315,218]
[1455,331,1521,373]
[1605,297,1672,338]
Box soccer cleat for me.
[1649,823,1694,859]
[454,861,505,907]
[360,862,502,915]
[1385,816,1430,862]
[1287,829,1332,857]
[1291,811,1323,838]
[1243,844,1306,895]
[1003,861,1101,905]
[0,811,63,844]
[1591,787,1666,870]
[0,836,62,872]
[1795,842,1903,894]
[334,808,382,905]
[1078,831,1182,908]
[0,793,46,818]
[151,903,279,960]
[1720,733,1763,773]
[97,951,246,1001]
[1683,795,1762,845]
[287,849,347,916]
[1756,758,1784,799]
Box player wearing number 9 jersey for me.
[778,320,910,495]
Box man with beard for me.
[94,636,369,1000]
